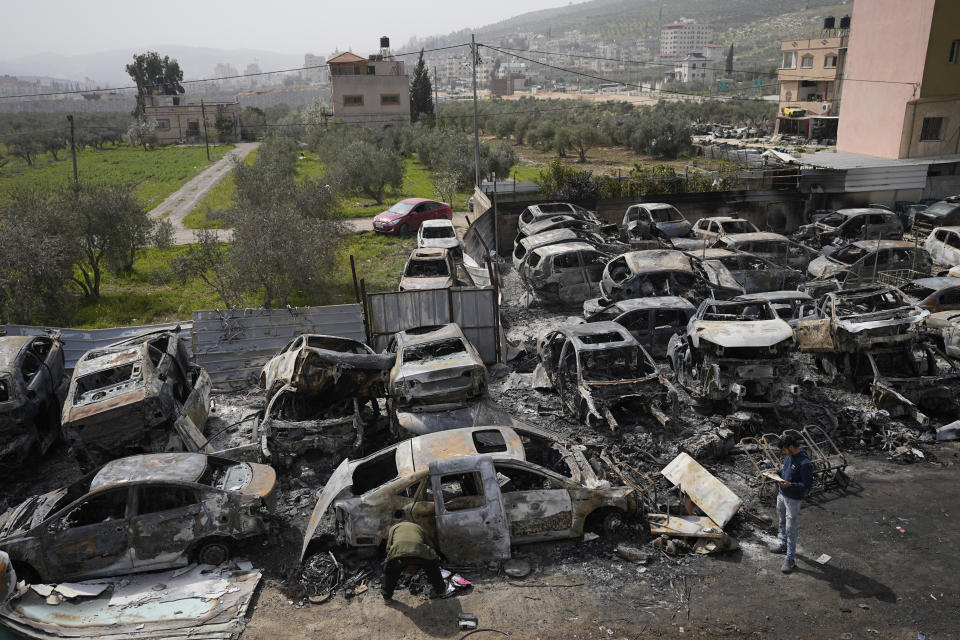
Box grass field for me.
[0,144,232,210]
[70,231,414,328]
[182,148,260,229]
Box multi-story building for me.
[775,35,848,138]
[143,94,239,145]
[329,39,410,131]
[303,54,329,85]
[659,19,714,57]
[673,52,714,85]
[837,0,960,158]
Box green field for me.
[0,144,232,210]
[70,231,414,328]
[182,148,260,229]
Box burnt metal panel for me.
[189,305,364,390]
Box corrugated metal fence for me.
[366,287,499,363]
[190,305,364,389]
[2,322,191,370]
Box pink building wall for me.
[836,0,935,158]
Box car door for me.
[794,299,836,352]
[41,488,133,580]
[129,485,204,569]
[412,203,428,227]
[616,309,654,354]
[494,462,575,543]
[552,250,587,302]
[945,231,960,265]
[431,456,510,563]
[653,308,687,357]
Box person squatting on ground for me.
[381,521,454,600]
[770,433,814,574]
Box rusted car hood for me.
[398,356,481,381]
[300,458,353,560]
[0,490,64,538]
[837,307,928,334]
[807,255,843,278]
[691,320,793,348]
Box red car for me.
[373,198,452,235]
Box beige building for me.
[329,48,410,131]
[659,19,714,57]
[775,35,847,138]
[143,95,239,144]
[674,53,714,85]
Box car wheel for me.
[195,539,231,566]
[601,510,625,536]
[398,223,409,236]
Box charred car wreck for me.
[536,322,678,429]
[300,425,641,563]
[795,285,960,423]
[0,334,68,469]
[669,299,799,411]
[61,329,211,470]
[257,335,393,467]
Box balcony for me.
[779,98,837,118]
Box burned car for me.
[733,290,814,327]
[417,219,461,254]
[257,335,393,467]
[924,311,960,359]
[61,329,211,470]
[899,276,960,312]
[795,208,903,248]
[535,322,678,429]
[714,232,815,270]
[0,453,276,583]
[389,323,487,417]
[300,425,640,563]
[600,250,743,305]
[924,226,960,268]
[668,299,798,411]
[512,227,616,270]
[516,203,601,238]
[0,335,68,468]
[619,203,692,241]
[690,216,760,241]
[912,195,960,236]
[807,240,931,283]
[398,247,456,291]
[520,242,608,304]
[512,214,604,247]
[581,296,695,358]
[687,248,804,294]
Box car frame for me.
[516,203,601,239]
[807,240,932,283]
[690,216,761,241]
[580,296,695,358]
[924,226,960,268]
[417,219,461,254]
[619,202,692,242]
[687,248,804,294]
[599,250,743,304]
[795,207,903,248]
[398,247,457,291]
[519,242,608,304]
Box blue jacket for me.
[780,450,814,500]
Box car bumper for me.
[373,222,400,235]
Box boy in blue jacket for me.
[770,433,814,573]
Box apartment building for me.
[659,19,714,57]
[329,39,410,131]
[775,35,848,139]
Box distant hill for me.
[0,45,303,87]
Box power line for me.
[0,43,471,100]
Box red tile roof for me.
[328,51,366,64]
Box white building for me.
[673,53,714,85]
[660,19,715,57]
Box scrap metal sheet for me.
[661,452,742,527]
[648,514,725,539]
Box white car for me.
[417,219,461,253]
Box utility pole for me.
[66,114,78,184]
[471,34,481,188]
[433,66,440,131]
[200,99,211,161]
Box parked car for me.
[512,214,603,246]
[0,335,68,469]
[580,296,695,358]
[0,453,276,582]
[733,290,814,328]
[795,208,903,248]
[912,195,960,235]
[61,329,211,471]
[512,228,615,271]
[690,216,760,241]
[807,240,932,283]
[688,248,804,293]
[516,203,601,238]
[399,247,456,291]
[619,203,692,241]
[519,242,608,304]
[924,311,960,358]
[417,219,461,254]
[535,321,677,428]
[713,232,815,270]
[600,250,743,304]
[899,276,960,312]
[300,425,641,563]
[373,198,452,235]
[924,226,960,268]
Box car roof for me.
[932,225,960,234]
[621,250,693,273]
[400,198,432,205]
[700,216,743,224]
[91,453,208,491]
[721,232,787,243]
[395,426,527,477]
[421,219,454,228]
[835,207,892,217]
[533,241,597,257]
[519,228,581,250]
[632,202,676,210]
[0,336,33,372]
[409,247,448,259]
[556,321,638,351]
[522,215,590,234]
[735,290,812,302]
[689,248,735,260]
[849,240,918,250]
[908,276,960,290]
[609,296,694,311]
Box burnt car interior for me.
[580,346,652,381]
[270,391,355,421]
[700,302,777,321]
[405,258,449,277]
[402,338,466,363]
[73,363,137,403]
[423,226,455,239]
[352,451,399,494]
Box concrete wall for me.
[145,99,239,144]
[836,0,935,158]
[900,96,960,158]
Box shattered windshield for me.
[819,212,846,226]
[402,338,467,363]
[405,258,449,277]
[701,302,777,321]
[580,346,653,381]
[389,202,415,215]
[722,220,758,234]
[651,207,683,223]
[423,227,455,239]
[900,283,936,299]
[832,245,869,265]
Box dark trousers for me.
[382,556,445,597]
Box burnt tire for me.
[585,508,626,537]
[194,539,231,566]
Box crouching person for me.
[381,521,453,601]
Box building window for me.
[155,119,171,130]
[781,51,797,69]
[380,94,401,106]
[824,54,838,68]
[920,117,945,141]
[950,40,959,64]
[367,65,376,75]
[800,55,814,68]
[343,95,364,107]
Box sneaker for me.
[382,593,393,602]
[770,543,787,555]
[781,558,796,574]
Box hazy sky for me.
[2,0,571,59]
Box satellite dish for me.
[821,102,831,113]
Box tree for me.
[9,133,40,167]
[240,106,266,140]
[328,140,404,204]
[215,112,235,142]
[127,118,157,151]
[173,229,244,310]
[569,124,606,163]
[409,49,434,123]
[432,168,462,208]
[725,44,734,76]
[125,51,185,118]
[39,132,66,161]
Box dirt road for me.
[242,448,960,640]
[148,142,258,245]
